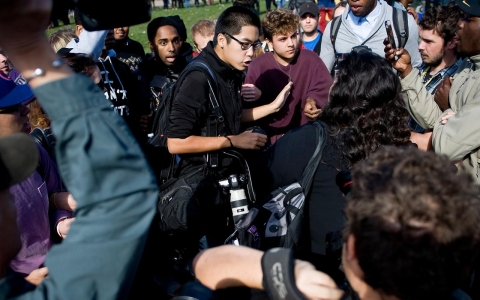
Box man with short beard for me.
[408,3,463,136]
[416,3,463,97]
[385,0,480,185]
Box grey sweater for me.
[320,0,422,71]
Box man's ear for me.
[217,33,226,48]
[344,234,365,279]
[148,41,154,53]
[446,39,457,50]
[75,25,84,37]
[346,234,356,261]
[266,38,273,52]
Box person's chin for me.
[285,49,296,57]
[234,63,246,71]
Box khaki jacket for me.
[401,54,480,183]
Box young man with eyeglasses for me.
[166,6,291,251]
[243,8,332,144]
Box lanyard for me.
[420,66,435,87]
[421,63,458,88]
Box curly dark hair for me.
[261,8,299,41]
[419,2,464,44]
[346,146,480,299]
[319,51,411,166]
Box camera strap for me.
[206,76,225,169]
[261,248,307,300]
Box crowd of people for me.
[0,0,480,299]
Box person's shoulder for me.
[298,48,322,60]
[382,1,395,18]
[297,49,328,70]
[176,68,210,92]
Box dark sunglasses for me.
[223,32,262,51]
[0,104,22,114]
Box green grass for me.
[47,2,268,54]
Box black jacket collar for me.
[198,42,243,82]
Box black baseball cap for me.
[456,0,480,17]
[298,2,319,18]
[0,133,39,190]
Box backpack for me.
[146,61,219,184]
[30,127,57,165]
[329,7,409,72]
[226,122,327,251]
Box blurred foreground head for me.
[344,146,480,300]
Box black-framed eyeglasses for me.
[223,32,262,51]
[0,104,22,114]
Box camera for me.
[351,45,372,54]
[73,0,152,31]
[219,174,250,224]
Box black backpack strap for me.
[329,16,342,55]
[313,34,322,56]
[392,7,409,49]
[151,71,190,137]
[297,122,327,197]
[184,61,225,169]
[30,127,56,163]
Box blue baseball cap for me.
[0,73,34,109]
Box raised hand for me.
[383,38,413,78]
[270,81,293,112]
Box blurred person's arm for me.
[0,1,158,299]
[193,245,344,300]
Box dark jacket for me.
[166,41,244,176]
[112,37,145,77]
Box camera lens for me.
[230,189,249,223]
